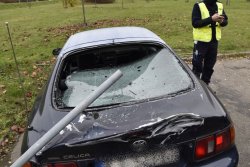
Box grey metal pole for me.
[5,22,29,112]
[10,70,123,167]
[81,0,87,26]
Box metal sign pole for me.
[10,70,123,167]
[81,0,87,26]
[5,22,28,112]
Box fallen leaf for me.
[31,71,37,78]
[26,92,32,98]
[0,84,5,89]
[10,125,25,134]
[1,141,6,147]
[17,127,25,133]
[22,71,28,76]
[11,125,18,132]
[37,68,42,73]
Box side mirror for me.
[52,48,62,56]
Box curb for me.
[10,134,23,163]
[181,51,250,62]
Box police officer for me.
[192,0,228,84]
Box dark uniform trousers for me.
[192,40,218,84]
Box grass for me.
[0,0,250,144]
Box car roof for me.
[60,26,166,56]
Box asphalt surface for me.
[5,57,250,167]
[209,57,250,167]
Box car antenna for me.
[5,22,28,112]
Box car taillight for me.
[230,126,235,144]
[47,162,77,167]
[22,162,32,167]
[195,126,235,160]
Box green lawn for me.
[0,0,250,141]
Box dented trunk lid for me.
[36,85,230,164]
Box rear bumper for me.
[34,146,239,167]
[93,146,239,167]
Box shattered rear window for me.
[57,44,192,108]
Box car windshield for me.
[58,44,192,108]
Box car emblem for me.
[131,140,147,152]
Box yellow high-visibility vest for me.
[193,2,223,42]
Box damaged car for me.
[21,27,239,167]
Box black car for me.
[21,27,239,167]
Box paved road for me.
[6,57,250,167]
[210,57,250,167]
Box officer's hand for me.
[212,13,224,23]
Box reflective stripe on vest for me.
[193,2,223,42]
